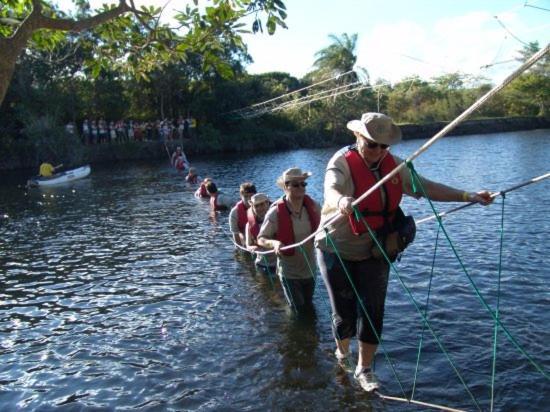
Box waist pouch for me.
[371,208,416,262]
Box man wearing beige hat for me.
[258,167,321,312]
[315,112,493,392]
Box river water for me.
[1,129,549,411]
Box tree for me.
[309,33,359,81]
[0,0,288,107]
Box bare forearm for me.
[420,178,465,202]
[419,177,494,205]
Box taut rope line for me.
[252,42,550,256]
[225,70,356,117]
[416,172,550,225]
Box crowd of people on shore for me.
[180,112,494,394]
[64,117,196,145]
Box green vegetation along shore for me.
[2,116,547,172]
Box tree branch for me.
[0,17,22,26]
[34,1,132,33]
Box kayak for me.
[27,165,91,187]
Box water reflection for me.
[0,130,548,410]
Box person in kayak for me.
[315,112,494,393]
[39,162,63,178]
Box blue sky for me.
[242,0,550,83]
[60,0,549,84]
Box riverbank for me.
[1,116,548,171]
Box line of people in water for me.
[184,112,494,393]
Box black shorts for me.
[316,249,389,344]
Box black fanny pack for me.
[370,207,416,262]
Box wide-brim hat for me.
[276,167,312,189]
[249,193,270,206]
[346,112,402,146]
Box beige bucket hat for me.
[276,167,312,189]
[249,193,270,206]
[346,112,402,146]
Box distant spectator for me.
[82,119,90,144]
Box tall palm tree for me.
[311,33,360,81]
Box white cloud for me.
[359,11,529,84]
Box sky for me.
[57,0,550,84]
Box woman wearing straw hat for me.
[257,168,321,312]
[315,112,493,392]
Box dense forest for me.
[1,1,548,169]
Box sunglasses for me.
[365,140,389,150]
[285,181,307,188]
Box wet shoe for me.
[354,368,380,392]
[335,348,353,372]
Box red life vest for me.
[210,193,228,211]
[344,148,403,234]
[196,182,209,197]
[235,200,248,233]
[175,157,187,171]
[247,207,261,239]
[186,174,198,184]
[276,195,320,256]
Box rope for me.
[490,193,506,412]
[226,70,357,118]
[355,206,482,411]
[376,393,467,412]
[411,226,440,400]
[253,43,550,256]
[407,165,548,379]
[325,228,409,399]
[416,172,550,225]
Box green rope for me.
[260,254,276,290]
[406,160,419,195]
[407,163,548,379]
[275,254,298,314]
[411,225,440,400]
[354,205,482,411]
[324,228,408,399]
[490,194,506,411]
[299,245,317,288]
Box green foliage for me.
[0,21,547,170]
[309,33,358,81]
[21,114,85,166]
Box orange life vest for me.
[276,195,320,256]
[344,148,403,234]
